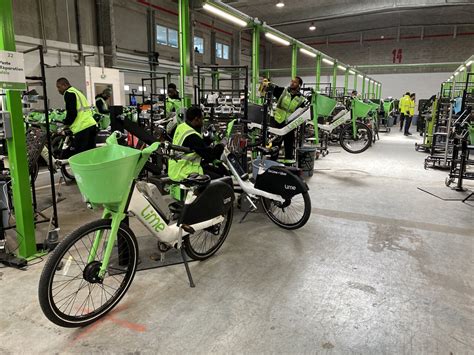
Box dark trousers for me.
[399,113,405,130]
[271,118,295,160]
[404,116,412,134]
[73,126,97,154]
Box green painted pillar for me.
[178,0,191,108]
[362,77,366,98]
[315,54,321,91]
[344,69,349,96]
[332,62,338,97]
[0,0,37,258]
[291,44,298,79]
[251,25,260,104]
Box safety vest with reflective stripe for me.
[96,96,108,114]
[168,122,203,182]
[166,97,183,116]
[66,87,97,134]
[399,94,411,115]
[274,88,305,124]
[408,98,415,116]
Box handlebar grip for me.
[169,143,193,154]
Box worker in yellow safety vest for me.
[95,88,111,114]
[56,77,97,154]
[165,83,184,136]
[168,106,226,182]
[272,76,305,160]
[404,93,416,136]
[399,92,411,131]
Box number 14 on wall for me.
[392,49,403,63]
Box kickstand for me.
[180,246,195,288]
[239,195,257,223]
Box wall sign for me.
[0,50,26,91]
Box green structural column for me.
[344,69,349,96]
[332,62,338,97]
[291,44,298,79]
[251,25,260,104]
[362,77,366,98]
[178,0,191,107]
[315,54,321,91]
[0,0,36,258]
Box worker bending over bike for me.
[56,78,97,154]
[168,106,226,182]
[271,76,305,160]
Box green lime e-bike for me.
[38,132,234,327]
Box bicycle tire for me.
[339,122,373,154]
[183,206,233,260]
[261,191,311,230]
[38,219,138,327]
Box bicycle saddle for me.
[181,173,211,187]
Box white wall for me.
[273,72,449,103]
[372,72,448,100]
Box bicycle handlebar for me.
[164,142,193,154]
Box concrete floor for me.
[1,130,473,354]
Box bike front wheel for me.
[183,206,233,260]
[261,191,311,230]
[38,219,138,327]
[339,122,373,154]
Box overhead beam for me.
[268,2,474,27]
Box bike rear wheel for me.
[38,219,138,327]
[339,122,373,154]
[183,206,233,260]
[261,191,311,230]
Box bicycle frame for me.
[222,151,285,203]
[88,183,225,278]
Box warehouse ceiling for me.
[223,0,474,40]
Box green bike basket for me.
[314,93,337,117]
[352,99,372,118]
[69,144,142,206]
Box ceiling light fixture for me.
[203,3,248,27]
[276,1,285,8]
[460,66,466,72]
[349,70,356,75]
[358,74,363,79]
[265,32,290,46]
[337,65,346,71]
[300,48,317,58]
[309,23,316,31]
[365,77,369,81]
[322,58,334,65]
[467,60,473,67]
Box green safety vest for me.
[66,87,97,134]
[399,95,410,115]
[274,88,305,124]
[168,122,203,182]
[166,97,183,117]
[96,96,108,113]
